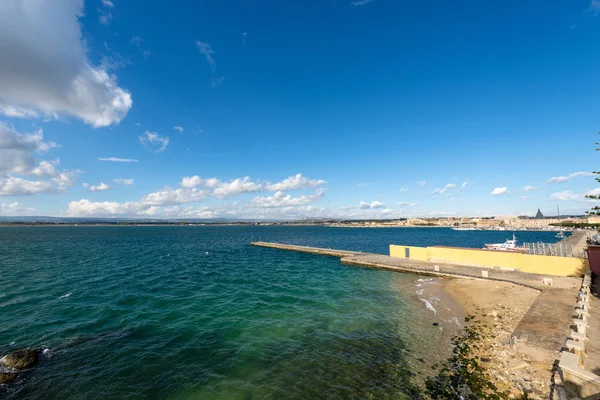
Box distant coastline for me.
[0,222,577,232]
[0,212,592,231]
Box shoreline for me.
[441,277,554,398]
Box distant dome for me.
[535,208,544,219]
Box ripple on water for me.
[0,226,560,399]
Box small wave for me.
[419,298,437,314]
[59,293,72,299]
[416,278,433,283]
[449,316,461,328]
[416,289,424,296]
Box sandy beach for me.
[443,278,557,399]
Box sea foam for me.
[420,298,437,314]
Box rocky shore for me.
[0,348,42,386]
[443,279,557,399]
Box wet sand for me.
[398,276,467,383]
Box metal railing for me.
[522,242,585,258]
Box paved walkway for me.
[251,242,581,354]
[562,230,590,258]
[511,289,576,351]
[585,275,600,375]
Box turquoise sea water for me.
[0,227,562,399]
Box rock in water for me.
[2,349,40,370]
[0,373,17,384]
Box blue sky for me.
[0,0,599,219]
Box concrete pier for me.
[251,241,579,291]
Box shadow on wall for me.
[592,273,600,378]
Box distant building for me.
[535,208,544,219]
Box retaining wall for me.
[555,271,600,399]
[390,244,588,277]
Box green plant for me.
[586,133,600,215]
[424,316,508,400]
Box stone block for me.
[573,319,587,334]
[569,331,587,342]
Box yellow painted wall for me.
[389,244,589,277]
[389,245,430,261]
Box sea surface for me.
[0,226,562,399]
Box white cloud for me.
[351,0,375,5]
[0,124,77,196]
[522,185,538,192]
[139,131,169,152]
[141,187,206,206]
[359,201,385,209]
[491,187,509,196]
[213,177,263,198]
[397,202,419,207]
[460,182,469,190]
[83,182,109,192]
[399,188,408,192]
[0,105,39,119]
[97,157,138,163]
[131,36,151,59]
[31,160,60,177]
[180,174,325,197]
[67,199,143,216]
[548,189,600,202]
[586,188,600,197]
[265,174,326,191]
[548,172,594,183]
[0,176,53,196]
[0,124,58,175]
[69,173,330,217]
[114,178,134,185]
[416,181,426,187]
[195,41,224,87]
[53,170,79,191]
[204,178,220,188]
[0,0,132,126]
[358,183,367,187]
[549,191,582,201]
[0,201,36,215]
[181,175,203,188]
[173,126,184,134]
[98,0,114,25]
[433,183,456,195]
[251,189,325,208]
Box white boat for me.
[452,227,477,231]
[484,234,527,253]
[556,231,565,239]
